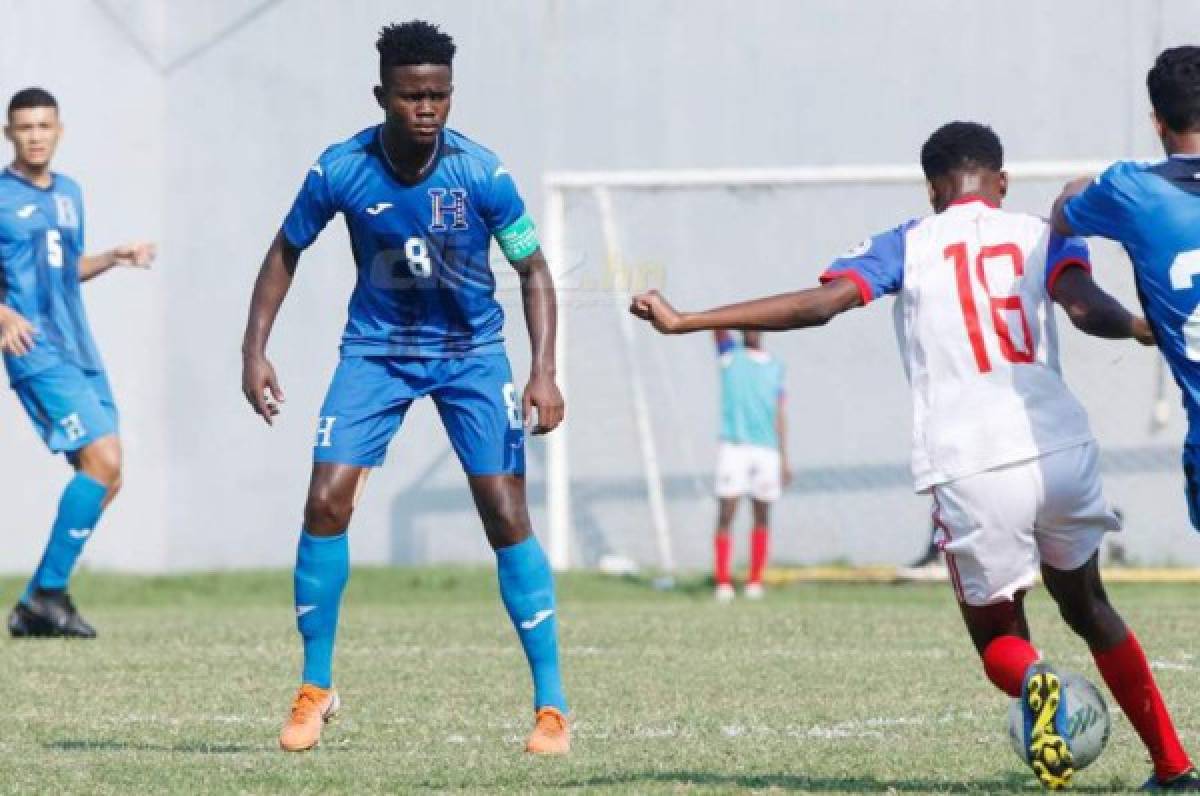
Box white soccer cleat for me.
[744,582,764,600]
[715,583,735,603]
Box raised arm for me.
[629,280,863,335]
[513,248,564,435]
[241,230,301,424]
[1050,266,1154,344]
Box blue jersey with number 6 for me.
[0,167,101,384]
[1063,157,1200,441]
[282,125,527,359]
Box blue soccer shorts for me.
[13,363,119,454]
[313,354,525,475]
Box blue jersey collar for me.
[4,165,57,191]
[374,125,444,187]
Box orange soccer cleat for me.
[524,706,570,755]
[279,684,340,752]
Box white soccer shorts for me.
[931,441,1120,606]
[715,442,783,502]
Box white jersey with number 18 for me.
[819,197,1096,492]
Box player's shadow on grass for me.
[567,770,1128,793]
[45,739,257,754]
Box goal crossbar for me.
[544,161,1115,191]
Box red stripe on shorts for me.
[931,494,966,603]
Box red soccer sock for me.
[1093,631,1192,780]
[982,635,1040,698]
[714,533,733,586]
[748,526,769,585]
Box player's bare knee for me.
[483,503,530,548]
[304,490,354,534]
[488,523,530,550]
[468,476,530,548]
[77,439,122,487]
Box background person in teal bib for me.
[712,330,789,601]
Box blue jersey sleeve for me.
[480,164,526,233]
[282,155,338,250]
[818,221,912,304]
[1062,162,1137,242]
[1045,232,1092,294]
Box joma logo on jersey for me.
[428,188,468,231]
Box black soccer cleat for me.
[1143,768,1200,791]
[8,589,97,639]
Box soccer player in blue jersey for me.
[1054,48,1200,532]
[2,88,156,638]
[241,21,569,754]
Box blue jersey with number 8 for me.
[1064,157,1200,441]
[282,126,529,359]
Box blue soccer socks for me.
[24,472,108,601]
[294,530,349,689]
[496,535,567,712]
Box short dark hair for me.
[376,20,455,80]
[1148,46,1200,133]
[7,87,57,117]
[920,121,1003,180]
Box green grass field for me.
[2,569,1197,794]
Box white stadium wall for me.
[1,0,1199,574]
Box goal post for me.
[541,159,1119,572]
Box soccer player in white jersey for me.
[712,330,788,601]
[630,122,1198,790]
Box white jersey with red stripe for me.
[820,197,1096,491]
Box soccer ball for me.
[1007,670,1111,770]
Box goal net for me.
[540,162,1190,573]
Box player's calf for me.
[495,535,567,707]
[1045,558,1195,784]
[472,472,570,751]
